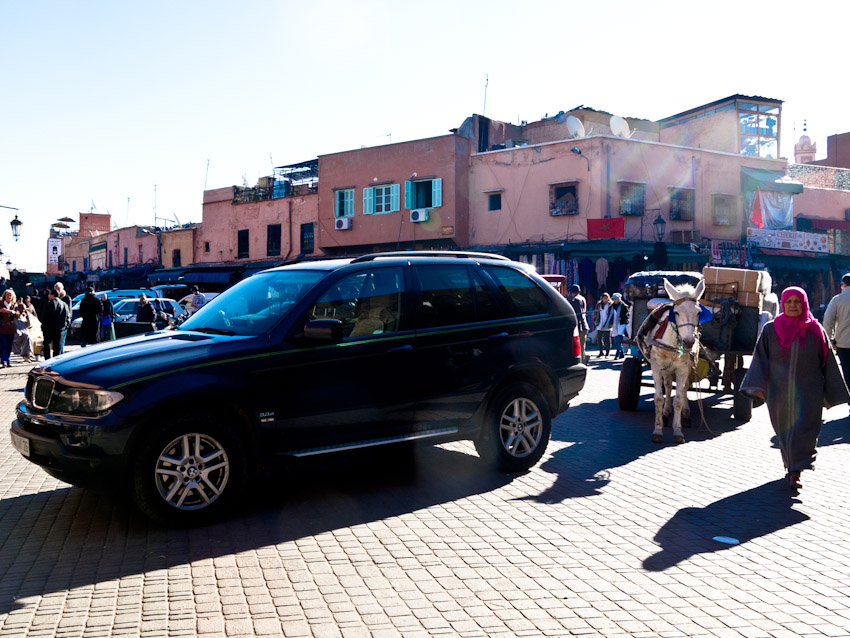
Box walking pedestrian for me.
[611,293,629,359]
[136,294,156,324]
[566,284,589,364]
[823,273,850,393]
[741,286,849,491]
[0,289,17,367]
[595,293,615,358]
[42,289,70,360]
[100,294,115,341]
[79,287,103,347]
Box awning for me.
[740,166,804,194]
[756,248,830,272]
[798,217,850,232]
[183,270,239,284]
[148,268,186,284]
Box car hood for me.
[38,330,257,389]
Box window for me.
[311,267,405,339]
[488,193,502,211]
[300,223,314,254]
[204,242,210,253]
[669,187,695,221]
[109,251,113,267]
[139,245,144,264]
[414,265,501,329]
[83,257,88,270]
[712,194,738,226]
[482,266,550,317]
[739,102,779,159]
[363,184,400,214]
[619,182,646,216]
[549,182,578,216]
[404,178,442,209]
[124,248,128,265]
[267,224,282,257]
[335,188,354,218]
[72,260,76,272]
[173,249,182,267]
[237,229,249,259]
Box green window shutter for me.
[432,178,442,208]
[404,181,413,209]
[345,189,354,216]
[390,184,400,212]
[334,191,341,217]
[363,187,373,215]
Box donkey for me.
[637,278,706,444]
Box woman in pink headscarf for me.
[741,286,848,491]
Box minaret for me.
[794,120,817,164]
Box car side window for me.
[414,265,502,328]
[481,265,551,317]
[312,267,405,339]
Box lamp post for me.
[1,206,21,241]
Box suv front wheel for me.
[475,382,551,472]
[132,416,246,524]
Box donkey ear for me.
[694,279,705,300]
[664,278,680,300]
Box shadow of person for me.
[528,394,745,504]
[818,413,849,447]
[642,480,808,572]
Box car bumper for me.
[10,404,129,486]
[557,363,587,413]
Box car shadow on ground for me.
[530,392,746,504]
[642,480,809,571]
[0,444,509,614]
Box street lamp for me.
[653,213,667,242]
[10,215,21,241]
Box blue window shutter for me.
[363,187,373,215]
[334,191,342,217]
[404,181,413,209]
[390,184,400,212]
[432,178,442,208]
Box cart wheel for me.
[733,367,752,422]
[618,356,643,411]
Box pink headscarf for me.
[773,286,827,364]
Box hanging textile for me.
[579,259,595,291]
[743,189,793,229]
[596,258,609,287]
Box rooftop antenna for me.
[610,115,634,138]
[126,197,130,227]
[483,73,488,116]
[153,184,157,226]
[204,157,210,191]
[566,115,586,139]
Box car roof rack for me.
[351,251,510,263]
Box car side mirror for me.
[303,318,343,343]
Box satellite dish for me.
[610,115,633,138]
[566,115,586,139]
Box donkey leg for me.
[652,371,665,443]
[661,375,674,427]
[672,368,690,444]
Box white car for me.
[70,298,181,338]
[178,292,220,316]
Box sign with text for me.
[746,227,828,253]
[47,238,61,264]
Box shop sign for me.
[746,227,828,253]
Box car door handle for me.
[389,344,413,352]
[488,332,509,340]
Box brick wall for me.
[789,164,850,191]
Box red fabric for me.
[587,218,625,240]
[773,286,827,365]
[751,188,764,229]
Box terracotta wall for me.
[160,227,196,268]
[660,110,740,155]
[317,135,470,252]
[196,188,318,264]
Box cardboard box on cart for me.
[702,266,763,309]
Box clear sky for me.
[1,0,847,272]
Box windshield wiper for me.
[189,327,236,336]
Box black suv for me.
[11,252,586,523]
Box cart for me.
[617,270,765,422]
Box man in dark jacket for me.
[42,289,70,359]
[567,284,590,364]
[79,287,103,347]
[136,294,156,323]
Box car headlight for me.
[52,388,124,414]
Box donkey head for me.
[663,278,706,351]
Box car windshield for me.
[114,301,138,316]
[179,270,324,336]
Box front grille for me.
[32,378,55,410]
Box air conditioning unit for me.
[410,209,429,223]
[335,217,352,230]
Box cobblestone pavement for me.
[2,348,850,637]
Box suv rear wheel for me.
[475,382,551,472]
[132,416,246,525]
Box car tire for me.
[475,382,551,472]
[132,415,246,525]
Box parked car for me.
[70,297,180,338]
[11,251,586,524]
[177,291,219,312]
